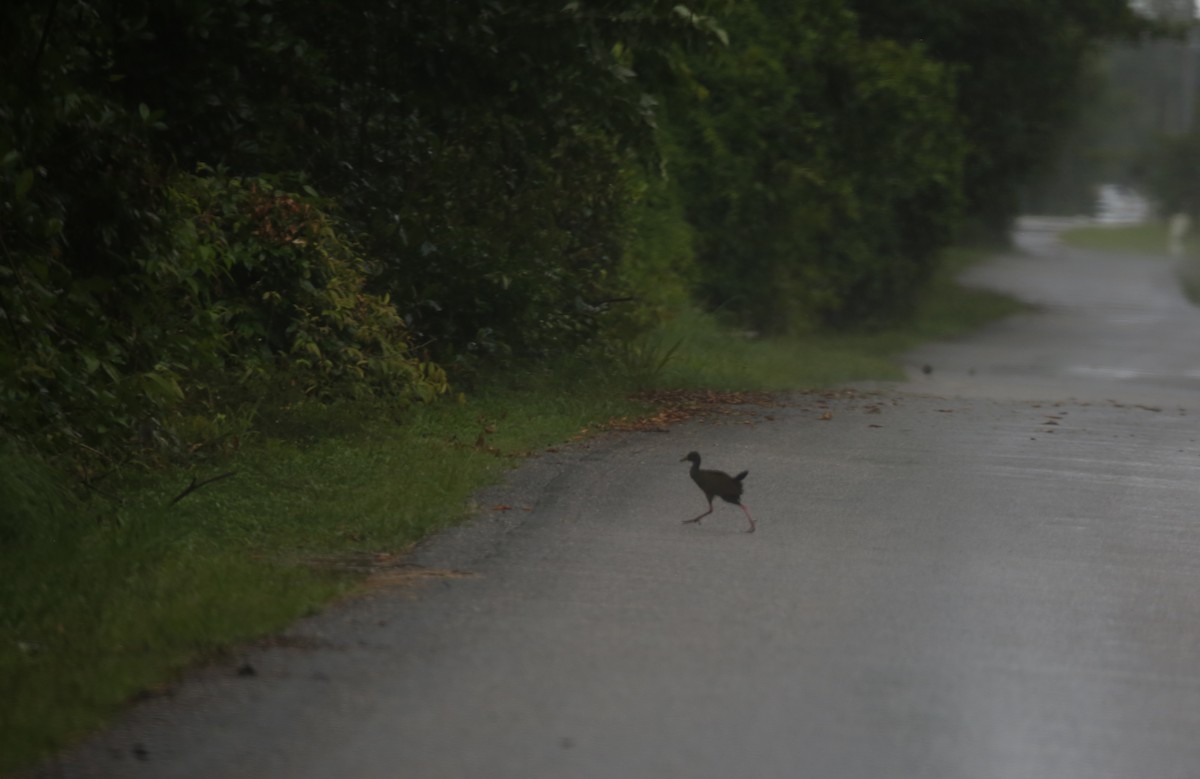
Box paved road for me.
[34,222,1200,778]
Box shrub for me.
[665,0,964,332]
[0,167,448,468]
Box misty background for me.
[1030,0,1200,219]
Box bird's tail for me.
[734,470,748,482]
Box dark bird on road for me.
[680,451,755,533]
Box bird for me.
[680,451,755,533]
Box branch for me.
[589,295,636,307]
[168,471,237,506]
[30,0,60,87]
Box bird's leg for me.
[683,498,714,525]
[740,504,756,534]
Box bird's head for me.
[681,451,701,465]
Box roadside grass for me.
[0,375,649,773]
[1057,220,1200,257]
[648,248,1028,389]
[1059,222,1200,303]
[1058,221,1171,255]
[0,245,1024,774]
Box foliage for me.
[1142,129,1200,217]
[665,0,965,331]
[264,0,727,363]
[1,0,717,468]
[846,0,1150,239]
[2,0,1142,459]
[91,0,720,363]
[1,163,447,466]
[611,159,700,335]
[162,169,448,403]
[650,247,1026,389]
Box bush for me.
[163,169,448,403]
[0,167,447,468]
[664,0,964,332]
[1143,129,1200,218]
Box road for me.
[33,221,1200,778]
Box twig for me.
[30,0,60,87]
[79,473,120,503]
[168,471,237,506]
[589,296,636,306]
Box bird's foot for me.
[682,517,702,525]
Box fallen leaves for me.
[598,389,784,434]
[580,387,901,436]
[299,552,478,593]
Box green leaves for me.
[5,0,1100,470]
[12,168,34,199]
[847,0,1148,236]
[673,4,729,46]
[165,170,449,404]
[666,1,965,331]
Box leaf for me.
[13,169,34,199]
[144,371,185,402]
[139,103,151,121]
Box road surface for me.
[32,221,1200,778]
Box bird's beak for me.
[679,455,688,462]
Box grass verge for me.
[639,248,1028,389]
[1057,220,1200,258]
[1058,221,1172,255]
[0,245,1024,774]
[1059,221,1200,303]
[0,375,648,773]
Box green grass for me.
[643,248,1027,390]
[0,376,650,773]
[1058,221,1200,303]
[1058,221,1198,256]
[0,245,1024,774]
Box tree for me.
[846,0,1148,240]
[665,0,965,330]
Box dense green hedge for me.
[0,0,1145,469]
[847,0,1148,240]
[664,0,965,331]
[1,164,448,465]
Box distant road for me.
[34,222,1200,779]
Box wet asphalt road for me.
[32,221,1200,778]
